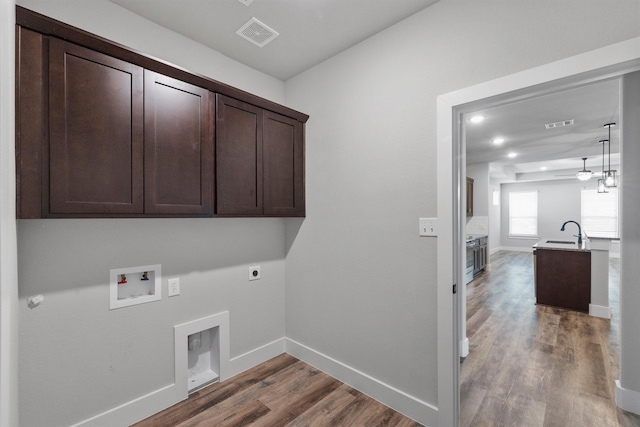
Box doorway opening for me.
[436,38,640,427]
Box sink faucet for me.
[561,220,583,245]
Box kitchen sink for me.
[546,240,575,244]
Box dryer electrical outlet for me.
[249,266,261,281]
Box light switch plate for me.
[168,278,180,296]
[419,218,438,237]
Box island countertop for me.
[533,238,589,252]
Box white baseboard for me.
[589,304,611,319]
[71,337,437,427]
[616,380,640,415]
[228,337,286,378]
[490,246,504,255]
[70,384,177,427]
[71,336,286,427]
[285,338,438,427]
[460,337,469,358]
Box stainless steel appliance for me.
[466,236,487,284]
[465,238,476,284]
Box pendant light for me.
[603,123,617,188]
[598,139,608,193]
[576,157,592,181]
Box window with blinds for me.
[581,188,619,238]
[508,191,538,237]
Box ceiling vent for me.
[545,119,574,129]
[236,18,279,47]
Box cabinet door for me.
[48,39,144,215]
[263,111,305,216]
[215,94,263,216]
[144,71,213,215]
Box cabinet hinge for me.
[453,283,457,294]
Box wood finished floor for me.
[133,353,422,427]
[461,250,640,427]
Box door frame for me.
[436,37,640,427]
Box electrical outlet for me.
[249,266,261,281]
[168,278,180,296]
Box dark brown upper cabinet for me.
[466,177,474,217]
[16,6,307,219]
[263,111,304,216]
[144,71,214,215]
[48,38,144,215]
[216,95,304,217]
[216,95,264,216]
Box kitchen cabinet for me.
[472,236,487,277]
[15,6,308,219]
[144,71,213,215]
[48,38,145,215]
[535,248,591,312]
[22,37,213,217]
[216,95,304,216]
[466,177,474,216]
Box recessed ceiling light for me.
[507,152,517,158]
[492,137,505,145]
[469,115,485,124]
[540,166,548,171]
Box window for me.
[581,188,618,238]
[508,191,538,237]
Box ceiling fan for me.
[554,157,603,180]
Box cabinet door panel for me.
[48,39,143,215]
[263,111,304,216]
[144,71,213,215]
[216,94,263,215]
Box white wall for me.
[14,1,289,426]
[284,0,639,422]
[0,0,18,425]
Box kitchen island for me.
[533,239,591,313]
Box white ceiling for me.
[465,78,621,183]
[108,0,440,81]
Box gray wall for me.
[15,1,289,426]
[18,219,286,426]
[500,179,621,254]
[0,0,18,425]
[284,0,640,409]
[5,0,640,425]
[500,180,586,249]
[620,71,640,394]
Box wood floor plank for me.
[133,353,299,427]
[136,354,422,426]
[462,251,640,427]
[460,383,487,427]
[283,383,358,427]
